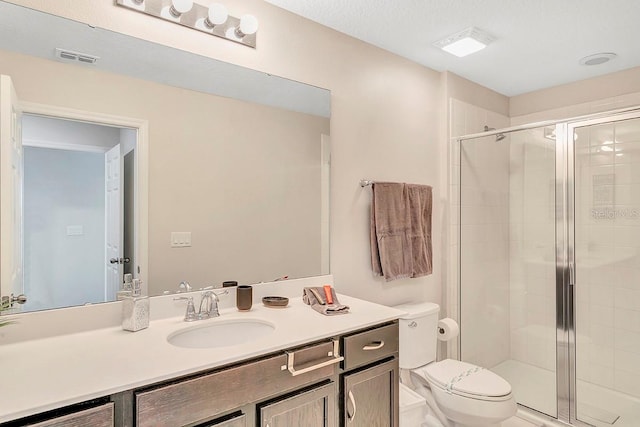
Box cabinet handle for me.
[347,390,357,422]
[362,340,385,351]
[285,339,344,377]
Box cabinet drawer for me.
[26,403,114,427]
[203,413,246,427]
[342,323,398,371]
[258,382,336,427]
[136,340,338,427]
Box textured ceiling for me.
[264,0,640,96]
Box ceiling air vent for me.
[55,48,100,65]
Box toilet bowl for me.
[394,302,517,427]
[413,359,516,426]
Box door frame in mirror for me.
[16,100,149,298]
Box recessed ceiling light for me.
[579,52,617,66]
[434,27,494,58]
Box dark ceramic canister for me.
[236,285,253,311]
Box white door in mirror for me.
[105,144,123,301]
[0,74,25,311]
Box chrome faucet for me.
[197,291,219,319]
[173,296,198,321]
[174,289,227,322]
[177,281,192,293]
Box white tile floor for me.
[502,416,538,427]
[406,358,640,426]
[494,359,640,427]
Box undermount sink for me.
[168,319,276,349]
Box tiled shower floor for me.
[494,359,640,427]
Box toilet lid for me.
[417,359,512,399]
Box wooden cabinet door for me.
[342,359,399,427]
[136,341,336,427]
[203,413,247,427]
[26,403,114,427]
[259,382,336,427]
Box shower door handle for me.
[568,261,575,287]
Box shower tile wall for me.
[450,98,511,368]
[512,93,640,399]
[574,119,640,398]
[508,130,556,372]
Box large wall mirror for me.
[0,1,331,314]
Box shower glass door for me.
[459,108,640,426]
[570,113,640,427]
[459,126,558,418]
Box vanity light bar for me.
[116,0,257,49]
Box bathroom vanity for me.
[0,292,403,427]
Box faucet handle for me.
[174,296,198,322]
[177,281,192,293]
[197,291,214,320]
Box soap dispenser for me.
[122,278,150,332]
[116,273,134,300]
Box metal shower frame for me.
[456,105,640,427]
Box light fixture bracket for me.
[116,0,256,49]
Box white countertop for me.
[0,294,404,423]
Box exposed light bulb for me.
[236,14,258,37]
[206,3,228,27]
[170,0,193,17]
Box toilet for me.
[394,302,517,427]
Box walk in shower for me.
[457,108,640,426]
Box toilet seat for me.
[412,359,513,402]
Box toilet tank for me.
[393,302,440,369]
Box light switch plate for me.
[66,225,84,236]
[171,232,191,248]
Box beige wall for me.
[511,66,640,121]
[0,49,328,294]
[445,72,510,118]
[8,0,444,304]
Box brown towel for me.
[302,287,350,315]
[406,183,433,277]
[370,182,432,281]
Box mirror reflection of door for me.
[105,143,123,302]
[19,114,136,312]
[0,75,24,310]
